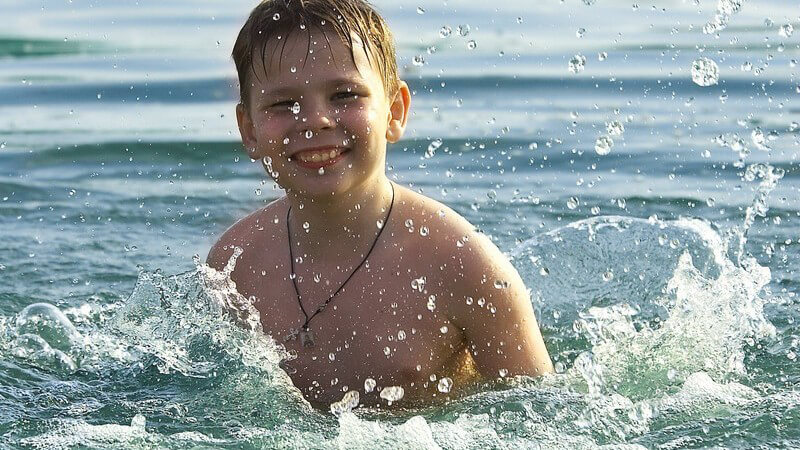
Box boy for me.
[207,0,552,409]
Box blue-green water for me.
[1,0,799,448]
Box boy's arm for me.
[449,231,553,379]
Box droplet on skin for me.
[440,325,448,334]
[379,386,404,403]
[330,390,359,416]
[498,368,508,377]
[364,378,377,393]
[437,377,453,393]
[427,295,436,311]
[397,330,406,341]
[383,346,391,356]
[329,352,335,361]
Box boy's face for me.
[236,27,410,199]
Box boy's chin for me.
[281,174,364,200]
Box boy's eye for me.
[333,91,360,100]
[270,100,295,109]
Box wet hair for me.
[232,0,399,107]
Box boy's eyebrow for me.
[259,77,368,98]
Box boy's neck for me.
[285,175,394,260]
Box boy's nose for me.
[300,106,335,134]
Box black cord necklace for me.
[284,182,395,348]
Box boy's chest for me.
[232,247,470,405]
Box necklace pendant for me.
[299,328,315,348]
[283,327,298,342]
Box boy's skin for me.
[207,25,552,408]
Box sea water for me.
[1,0,799,448]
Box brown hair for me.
[232,0,398,107]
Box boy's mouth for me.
[289,146,349,170]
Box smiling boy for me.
[207,0,552,409]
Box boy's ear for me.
[386,80,411,143]
[236,103,260,159]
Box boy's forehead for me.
[251,28,373,86]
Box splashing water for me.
[0,159,792,448]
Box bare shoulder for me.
[393,184,515,288]
[394,186,553,377]
[206,197,288,272]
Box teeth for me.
[297,148,343,163]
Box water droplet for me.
[457,24,470,36]
[591,206,600,215]
[427,295,436,311]
[576,28,586,38]
[606,120,624,136]
[706,197,715,207]
[383,346,391,356]
[282,138,290,145]
[539,267,549,276]
[751,127,771,151]
[302,221,310,231]
[691,57,719,87]
[498,368,508,377]
[740,61,752,72]
[397,330,406,341]
[466,40,477,50]
[419,226,429,236]
[376,219,384,229]
[290,66,297,73]
[439,26,452,38]
[602,270,614,281]
[412,54,426,66]
[568,54,586,73]
[598,51,608,61]
[329,352,336,361]
[318,167,325,175]
[273,13,281,20]
[779,23,794,38]
[465,296,473,305]
[416,6,425,14]
[411,276,426,292]
[437,377,453,393]
[594,135,614,155]
[425,139,442,158]
[440,326,448,334]
[379,386,404,403]
[305,130,314,139]
[291,102,301,114]
[567,196,579,209]
[364,378,376,392]
[330,390,359,416]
